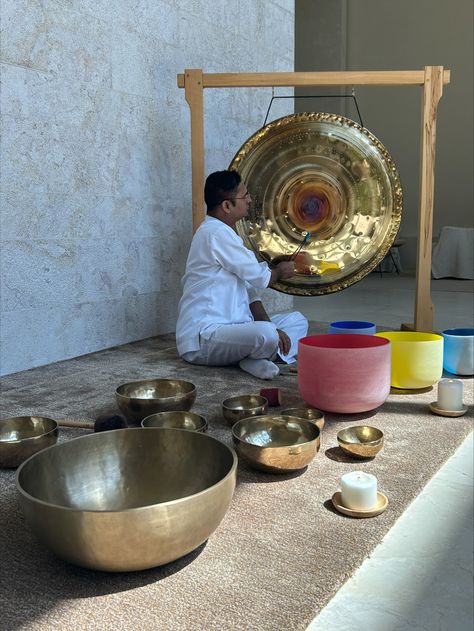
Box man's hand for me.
[277,328,291,356]
[271,254,292,265]
[269,260,295,286]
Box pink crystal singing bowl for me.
[298,334,392,413]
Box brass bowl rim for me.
[232,415,321,448]
[141,411,208,431]
[222,394,268,411]
[115,379,197,401]
[16,428,237,513]
[280,407,324,419]
[337,425,384,445]
[0,416,59,444]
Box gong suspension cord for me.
[262,90,365,128]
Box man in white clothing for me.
[176,170,308,380]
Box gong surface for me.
[229,113,402,295]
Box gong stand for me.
[177,68,450,332]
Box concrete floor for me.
[307,433,473,631]
[293,274,474,333]
[293,273,474,631]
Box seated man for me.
[176,170,308,380]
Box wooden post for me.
[183,69,205,233]
[403,66,444,331]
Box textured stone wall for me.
[0,0,294,375]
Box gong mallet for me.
[57,414,128,432]
[291,232,312,261]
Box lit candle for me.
[437,378,463,411]
[340,471,378,511]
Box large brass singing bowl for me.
[0,416,58,468]
[232,415,320,473]
[116,378,197,424]
[16,428,237,571]
[229,112,403,295]
[337,425,384,459]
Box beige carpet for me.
[0,323,472,631]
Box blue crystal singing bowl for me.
[329,320,376,335]
[442,328,474,375]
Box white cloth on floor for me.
[432,226,474,279]
[176,216,271,356]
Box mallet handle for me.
[57,419,94,429]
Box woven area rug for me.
[1,322,472,631]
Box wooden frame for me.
[177,68,450,331]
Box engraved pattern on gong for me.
[229,112,402,296]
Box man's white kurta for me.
[176,216,271,356]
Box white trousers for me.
[182,311,308,367]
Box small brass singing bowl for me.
[337,425,384,459]
[116,379,197,424]
[141,411,208,432]
[281,407,325,431]
[232,415,320,473]
[0,416,58,468]
[222,394,268,427]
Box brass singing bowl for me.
[337,425,384,458]
[229,112,402,296]
[232,415,320,473]
[141,411,208,432]
[16,428,237,571]
[0,416,58,468]
[222,394,268,427]
[280,407,325,431]
[116,379,197,424]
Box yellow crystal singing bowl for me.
[375,331,443,389]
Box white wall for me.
[295,0,473,271]
[0,0,295,375]
[345,0,473,270]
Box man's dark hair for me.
[204,170,241,212]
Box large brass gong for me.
[229,112,403,295]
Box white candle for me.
[437,378,463,411]
[340,471,378,511]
